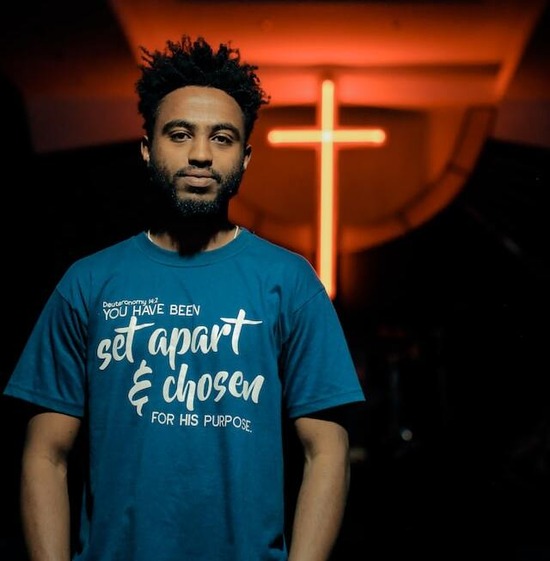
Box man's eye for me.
[170,131,190,141]
[213,135,233,145]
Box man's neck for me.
[147,224,240,254]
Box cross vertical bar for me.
[319,80,336,298]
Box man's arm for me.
[287,415,350,561]
[20,411,81,561]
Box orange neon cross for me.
[267,80,386,299]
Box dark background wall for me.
[334,138,550,560]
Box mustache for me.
[174,167,223,183]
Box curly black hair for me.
[135,35,270,142]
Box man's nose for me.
[188,137,213,165]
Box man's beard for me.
[145,159,245,256]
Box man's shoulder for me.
[76,235,137,264]
[246,231,312,267]
[60,235,139,282]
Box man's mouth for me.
[182,175,215,188]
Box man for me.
[4,35,365,561]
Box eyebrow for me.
[161,119,242,141]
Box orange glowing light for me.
[267,79,386,299]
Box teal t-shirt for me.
[4,229,365,561]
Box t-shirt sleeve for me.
[281,289,365,419]
[3,287,87,417]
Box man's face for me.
[143,86,251,219]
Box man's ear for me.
[243,144,252,170]
[141,136,151,164]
